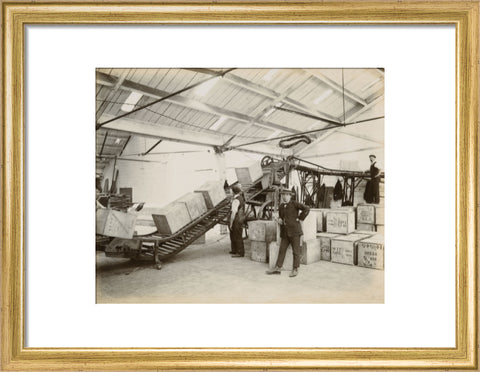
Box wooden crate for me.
[152,203,191,235]
[251,241,269,262]
[194,180,226,209]
[357,234,385,270]
[356,223,376,232]
[135,205,166,235]
[303,209,331,238]
[226,168,238,186]
[331,233,373,265]
[375,206,385,225]
[235,161,263,184]
[315,208,331,232]
[175,192,208,220]
[248,220,277,242]
[317,233,339,261]
[268,242,294,270]
[357,204,376,224]
[376,224,385,234]
[301,238,321,265]
[96,209,137,239]
[326,210,356,234]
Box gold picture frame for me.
[2,1,478,370]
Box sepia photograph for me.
[95,68,385,304]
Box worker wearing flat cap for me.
[229,184,246,257]
[266,189,310,277]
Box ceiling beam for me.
[346,93,384,122]
[301,146,383,159]
[183,68,340,123]
[96,71,299,134]
[306,70,368,106]
[98,114,291,157]
[335,129,384,145]
[96,70,129,120]
[228,73,313,145]
[296,88,384,156]
[99,114,227,147]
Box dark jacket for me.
[279,201,310,237]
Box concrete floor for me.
[96,231,384,304]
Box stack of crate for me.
[356,204,384,233]
[247,220,277,263]
[151,180,226,235]
[324,208,373,266]
[300,209,328,265]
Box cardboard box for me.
[235,162,263,184]
[356,223,376,232]
[194,180,226,209]
[357,204,376,224]
[152,203,191,235]
[357,234,385,269]
[331,233,372,265]
[376,224,385,234]
[326,210,356,234]
[248,220,277,242]
[317,232,339,261]
[251,241,269,262]
[301,238,321,264]
[175,192,208,220]
[269,242,294,270]
[96,209,137,239]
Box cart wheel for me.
[261,156,274,167]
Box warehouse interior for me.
[95,68,385,304]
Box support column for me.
[213,151,226,183]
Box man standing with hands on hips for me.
[266,189,310,277]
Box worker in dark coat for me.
[229,184,245,257]
[366,154,382,204]
[266,189,310,277]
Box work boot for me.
[289,268,298,277]
[266,267,281,275]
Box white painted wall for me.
[101,137,222,205]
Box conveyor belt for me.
[105,199,231,264]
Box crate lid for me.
[333,233,373,242]
[359,234,384,244]
[316,232,340,238]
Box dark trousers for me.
[229,221,244,256]
[276,234,301,269]
[371,177,380,204]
